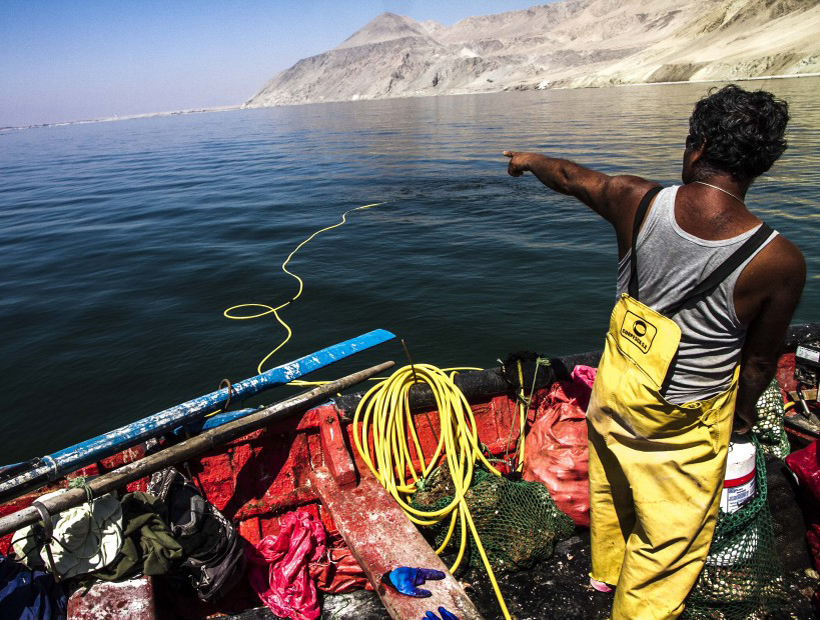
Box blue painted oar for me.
[173,408,258,437]
[0,463,22,477]
[0,329,394,504]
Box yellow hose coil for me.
[353,363,514,620]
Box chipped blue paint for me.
[0,329,394,503]
[172,408,258,437]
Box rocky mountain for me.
[245,0,820,108]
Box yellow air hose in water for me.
[353,363,515,620]
[224,202,383,375]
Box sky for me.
[1,0,550,127]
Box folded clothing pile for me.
[90,491,183,582]
[8,466,246,604]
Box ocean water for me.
[1,79,818,462]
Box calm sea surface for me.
[1,79,818,462]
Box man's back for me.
[615,185,778,404]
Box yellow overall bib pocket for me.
[603,294,690,440]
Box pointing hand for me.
[503,150,531,177]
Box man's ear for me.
[689,140,707,166]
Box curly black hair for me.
[687,84,789,182]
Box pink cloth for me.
[563,365,597,411]
[246,510,327,620]
[571,364,597,389]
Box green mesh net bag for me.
[684,437,789,619]
[751,379,790,460]
[410,463,575,573]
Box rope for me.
[221,200,485,383]
[223,203,511,616]
[352,364,513,620]
[31,501,60,581]
[516,357,550,472]
[502,356,550,472]
[68,476,94,507]
[224,202,383,375]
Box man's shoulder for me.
[760,233,805,277]
[601,176,663,257]
[733,231,805,326]
[740,232,806,298]
[603,176,660,207]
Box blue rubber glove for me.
[423,607,459,620]
[382,566,446,597]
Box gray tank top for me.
[616,185,778,404]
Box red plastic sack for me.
[246,510,327,620]
[785,439,820,570]
[522,367,595,526]
[310,547,370,594]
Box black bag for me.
[501,350,555,393]
[148,466,246,601]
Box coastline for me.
[241,72,820,109]
[0,104,242,134]
[5,72,819,133]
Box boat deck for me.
[3,324,819,620]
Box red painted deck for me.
[68,577,155,620]
[311,467,485,620]
[0,388,529,618]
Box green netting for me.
[410,463,575,573]
[684,436,789,619]
[751,379,790,460]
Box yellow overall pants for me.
[588,293,738,620]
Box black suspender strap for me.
[627,185,775,315]
[664,223,774,316]
[628,186,663,301]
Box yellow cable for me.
[224,202,383,375]
[353,364,514,620]
[286,367,484,388]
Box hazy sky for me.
[1,0,549,127]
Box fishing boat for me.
[1,324,818,620]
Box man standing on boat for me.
[503,84,805,620]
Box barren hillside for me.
[245,0,820,108]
